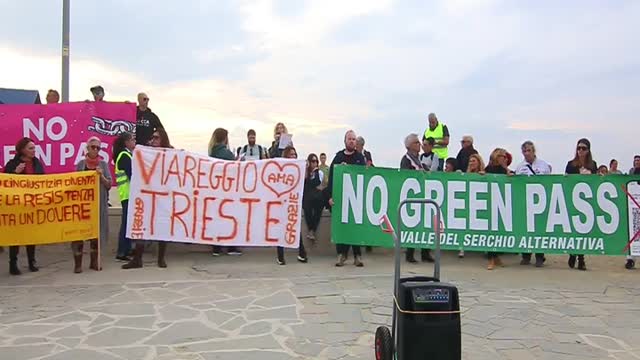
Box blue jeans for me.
[117,200,132,257]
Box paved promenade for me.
[0,245,639,360]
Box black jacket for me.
[326,150,366,200]
[136,107,163,145]
[456,147,478,172]
[4,156,45,174]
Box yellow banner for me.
[0,171,100,246]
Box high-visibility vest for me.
[115,150,132,202]
[424,122,448,159]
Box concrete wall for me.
[107,206,340,255]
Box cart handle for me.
[390,199,442,351]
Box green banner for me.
[331,165,640,255]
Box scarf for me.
[85,155,100,170]
[405,151,423,170]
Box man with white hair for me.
[400,133,435,263]
[515,140,552,267]
[326,130,367,267]
[356,136,373,167]
[136,92,164,146]
[455,135,478,172]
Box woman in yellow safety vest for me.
[113,132,136,262]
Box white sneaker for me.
[458,250,465,258]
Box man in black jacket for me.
[327,130,367,267]
[455,135,478,172]
[136,92,164,145]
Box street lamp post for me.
[61,0,70,102]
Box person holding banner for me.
[515,141,552,267]
[4,137,42,275]
[565,138,598,271]
[113,132,136,262]
[276,146,308,265]
[71,137,112,273]
[484,148,514,270]
[400,133,435,263]
[208,128,243,257]
[327,130,367,267]
[123,128,171,269]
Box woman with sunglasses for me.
[303,153,325,242]
[276,146,308,265]
[123,128,172,269]
[4,137,43,275]
[564,138,597,271]
[72,137,112,273]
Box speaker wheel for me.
[375,326,393,360]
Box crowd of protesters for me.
[3,88,640,275]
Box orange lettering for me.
[164,153,183,187]
[239,198,260,242]
[218,199,238,241]
[170,191,190,237]
[196,158,211,189]
[183,155,197,188]
[141,189,169,235]
[265,201,282,243]
[242,162,258,193]
[201,197,216,241]
[136,149,162,185]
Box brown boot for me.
[487,258,495,270]
[73,241,83,274]
[122,243,144,269]
[89,240,101,271]
[157,242,167,268]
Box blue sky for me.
[1,0,639,171]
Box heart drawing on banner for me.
[261,161,301,198]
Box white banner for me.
[127,146,304,248]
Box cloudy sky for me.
[1,0,639,171]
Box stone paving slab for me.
[0,249,639,359]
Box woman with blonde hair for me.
[268,122,289,158]
[72,136,112,273]
[466,153,485,174]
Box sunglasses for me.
[311,159,318,163]
[143,97,149,101]
[89,145,100,150]
[577,146,588,151]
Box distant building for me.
[0,88,41,104]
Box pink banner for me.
[0,101,136,184]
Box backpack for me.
[238,144,265,159]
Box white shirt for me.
[515,157,552,175]
[237,144,265,161]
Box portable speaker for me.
[396,277,461,360]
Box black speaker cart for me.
[375,199,461,360]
